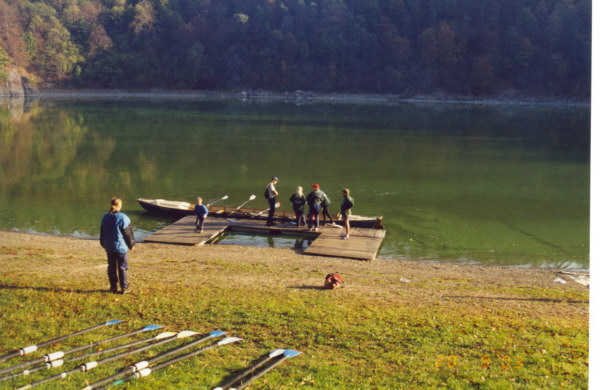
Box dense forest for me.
[0,0,591,97]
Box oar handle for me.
[0,351,20,363]
[112,337,241,388]
[0,320,123,365]
[84,334,216,390]
[0,356,46,376]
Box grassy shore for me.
[0,231,588,389]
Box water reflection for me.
[0,98,590,268]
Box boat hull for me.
[137,198,383,229]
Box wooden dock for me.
[142,216,229,246]
[143,216,386,260]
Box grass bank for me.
[0,232,589,389]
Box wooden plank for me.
[304,227,386,260]
[143,216,229,246]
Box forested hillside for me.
[0,0,591,97]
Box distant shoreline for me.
[29,89,590,107]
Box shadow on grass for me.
[290,285,326,290]
[0,284,109,294]
[443,295,589,304]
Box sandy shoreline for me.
[1,230,589,295]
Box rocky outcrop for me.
[0,67,39,97]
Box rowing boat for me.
[137,198,384,229]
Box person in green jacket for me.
[320,190,334,225]
[340,188,354,239]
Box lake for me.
[0,96,590,269]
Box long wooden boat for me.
[137,198,384,229]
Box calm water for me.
[0,97,590,269]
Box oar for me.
[0,324,161,380]
[15,330,215,389]
[0,319,124,364]
[83,334,238,389]
[213,349,285,390]
[70,330,177,362]
[234,349,301,390]
[207,195,229,206]
[0,325,163,381]
[235,195,256,210]
[253,202,280,217]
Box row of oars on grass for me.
[0,319,301,389]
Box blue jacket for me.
[195,204,209,218]
[100,212,134,254]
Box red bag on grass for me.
[324,273,343,289]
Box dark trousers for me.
[107,252,128,290]
[322,205,333,223]
[196,216,206,231]
[294,208,306,226]
[267,197,276,225]
[307,204,321,228]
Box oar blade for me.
[142,324,163,332]
[209,330,227,338]
[283,349,302,358]
[269,349,286,358]
[218,337,242,346]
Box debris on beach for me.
[558,271,590,288]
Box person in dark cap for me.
[306,183,325,231]
[265,176,279,226]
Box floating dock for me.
[143,216,386,260]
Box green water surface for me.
[0,97,589,268]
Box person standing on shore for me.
[266,177,279,226]
[290,186,307,228]
[306,183,325,231]
[340,188,354,239]
[100,197,134,294]
[194,197,209,233]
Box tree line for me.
[0,0,591,98]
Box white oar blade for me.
[269,349,286,358]
[155,332,176,340]
[177,331,199,339]
[222,195,229,200]
[249,194,256,200]
[218,337,242,346]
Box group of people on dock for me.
[265,177,354,240]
